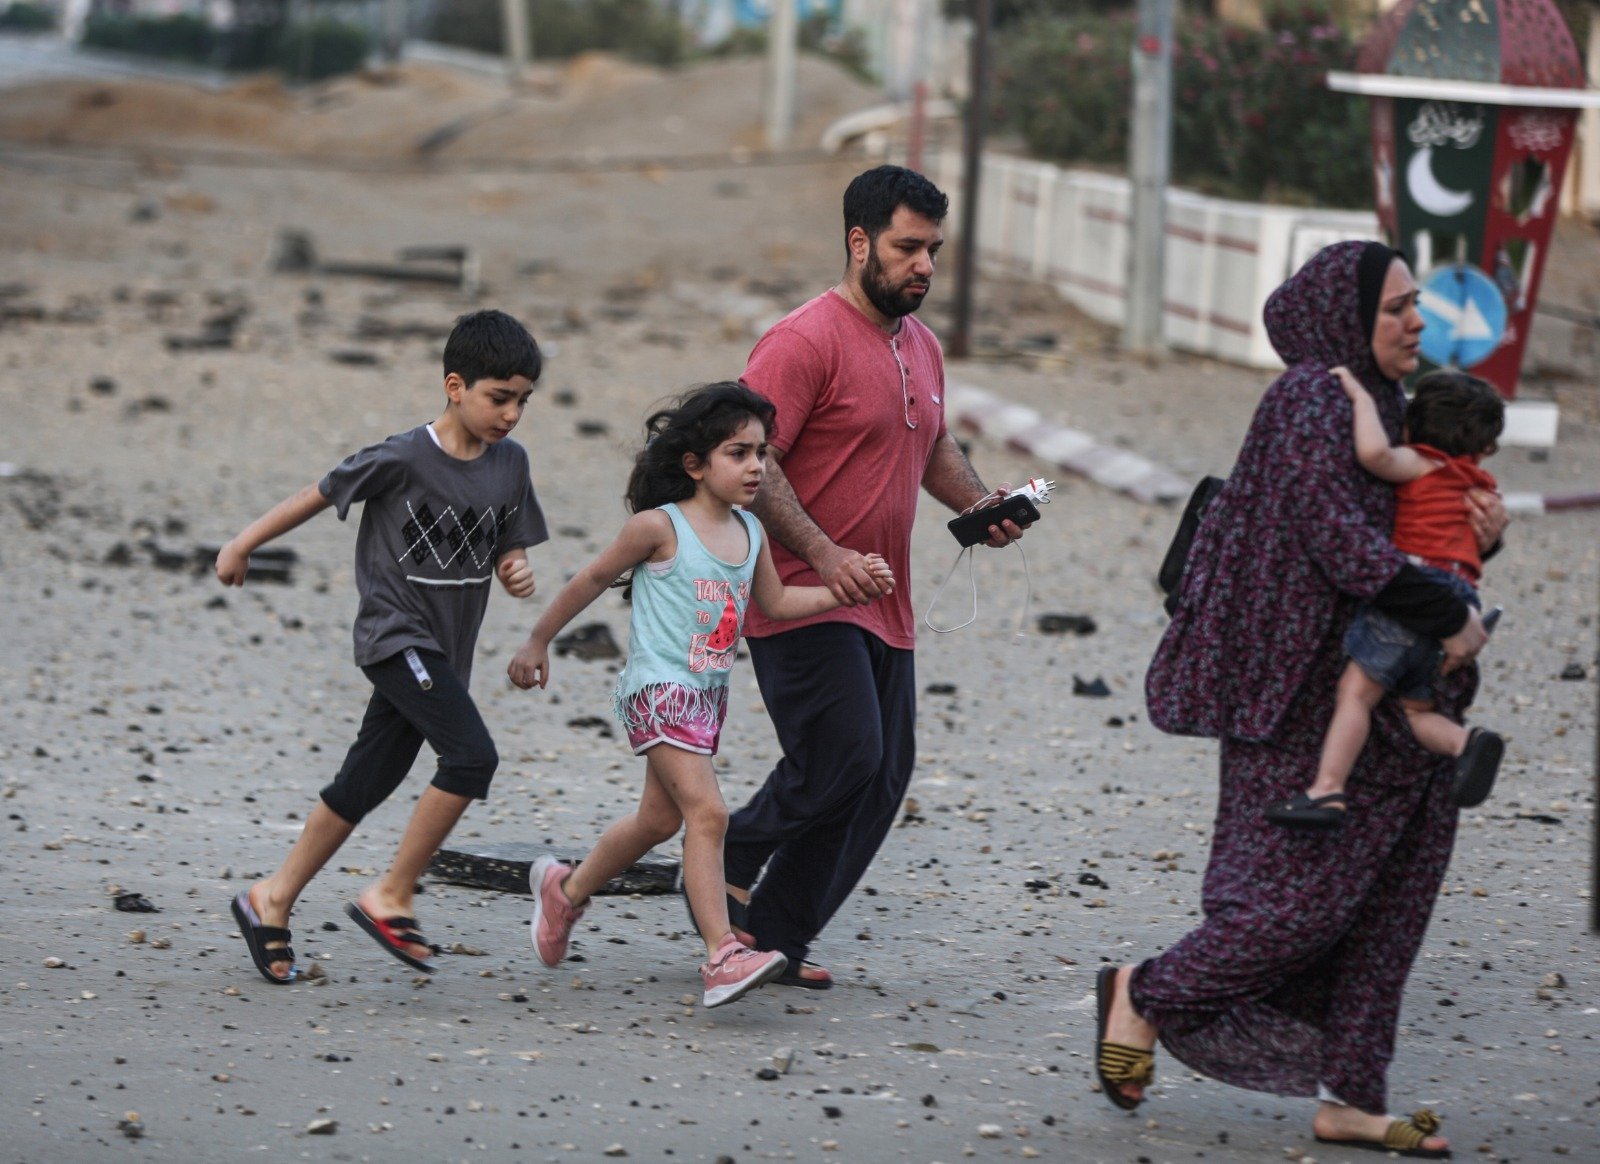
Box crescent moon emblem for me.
[1406,146,1474,218]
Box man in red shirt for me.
[716,166,1028,987]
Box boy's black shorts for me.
[321,647,497,825]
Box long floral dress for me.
[1135,241,1476,1115]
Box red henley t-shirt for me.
[740,289,947,649]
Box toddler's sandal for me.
[1265,792,1348,831]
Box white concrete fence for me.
[921,146,1560,445]
[931,147,1380,370]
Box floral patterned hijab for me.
[1263,240,1400,391]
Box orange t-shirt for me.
[1391,443,1498,583]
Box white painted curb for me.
[945,383,1191,505]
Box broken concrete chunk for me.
[427,843,676,896]
[1037,612,1097,636]
[553,623,621,660]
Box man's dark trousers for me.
[724,622,916,965]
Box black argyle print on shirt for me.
[401,499,510,571]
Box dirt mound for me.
[0,62,507,156]
[0,53,880,163]
[447,54,880,161]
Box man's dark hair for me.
[843,165,948,248]
[443,309,542,387]
[1405,371,1504,457]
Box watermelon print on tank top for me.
[612,502,762,740]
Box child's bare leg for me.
[1307,662,1388,798]
[1400,699,1468,758]
[561,761,684,908]
[358,786,472,960]
[644,746,732,960]
[248,800,356,978]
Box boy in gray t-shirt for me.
[216,310,549,983]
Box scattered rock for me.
[553,622,621,661]
[353,316,453,342]
[1072,675,1112,697]
[1037,612,1097,635]
[272,229,317,273]
[306,1118,338,1135]
[1558,662,1586,680]
[113,891,159,913]
[565,715,613,738]
[117,1112,144,1139]
[327,349,384,367]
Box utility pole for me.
[501,0,529,85]
[906,0,930,173]
[380,0,406,63]
[765,0,799,150]
[948,0,993,360]
[1125,0,1174,355]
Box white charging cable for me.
[922,478,1052,636]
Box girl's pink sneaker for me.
[700,936,787,1008]
[529,856,584,967]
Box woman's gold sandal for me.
[1315,1108,1451,1159]
[1094,966,1155,1110]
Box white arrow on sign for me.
[1419,286,1495,340]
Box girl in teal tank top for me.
[506,384,893,1008]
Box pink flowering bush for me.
[992,2,1372,207]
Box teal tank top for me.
[613,503,762,720]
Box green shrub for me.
[707,12,875,82]
[422,0,501,54]
[941,0,1132,28]
[0,2,58,32]
[215,5,289,72]
[276,19,369,80]
[82,14,215,63]
[424,0,689,67]
[992,3,1372,207]
[81,11,368,81]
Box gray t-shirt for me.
[320,425,547,682]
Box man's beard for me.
[860,248,927,319]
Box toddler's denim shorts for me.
[1345,568,1479,702]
